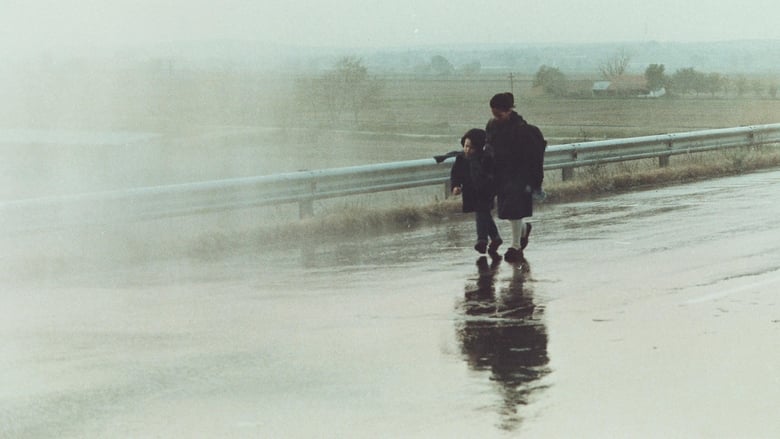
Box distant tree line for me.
[291,54,778,131]
[644,64,778,98]
[531,63,778,99]
[528,49,779,99]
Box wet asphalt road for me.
[2,169,780,438]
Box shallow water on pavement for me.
[3,170,780,437]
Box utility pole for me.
[508,72,515,94]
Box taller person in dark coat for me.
[485,92,546,262]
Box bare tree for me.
[599,49,632,79]
[296,56,383,126]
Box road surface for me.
[2,169,780,438]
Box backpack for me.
[519,121,547,189]
[522,121,547,156]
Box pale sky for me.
[2,0,780,53]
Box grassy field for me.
[6,68,778,137]
[351,75,780,138]
[264,72,780,166]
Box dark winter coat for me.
[485,112,545,219]
[450,151,496,213]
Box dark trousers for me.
[475,210,500,242]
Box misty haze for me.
[2,2,780,435]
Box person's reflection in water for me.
[456,256,550,431]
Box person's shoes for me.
[487,238,503,258]
[474,240,488,254]
[475,256,489,271]
[520,223,532,250]
[504,247,522,263]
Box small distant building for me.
[592,81,612,95]
[592,75,650,97]
[647,87,666,98]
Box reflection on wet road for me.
[3,169,780,437]
[456,257,549,431]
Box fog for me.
[3,0,780,52]
[2,3,780,437]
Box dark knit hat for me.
[489,92,515,110]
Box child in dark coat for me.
[450,128,503,257]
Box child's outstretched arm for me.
[434,150,461,163]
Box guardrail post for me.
[299,180,316,219]
[659,137,673,168]
[443,181,452,199]
[659,141,670,167]
[562,148,577,181]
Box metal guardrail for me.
[544,123,780,168]
[2,124,780,231]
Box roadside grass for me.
[547,145,780,202]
